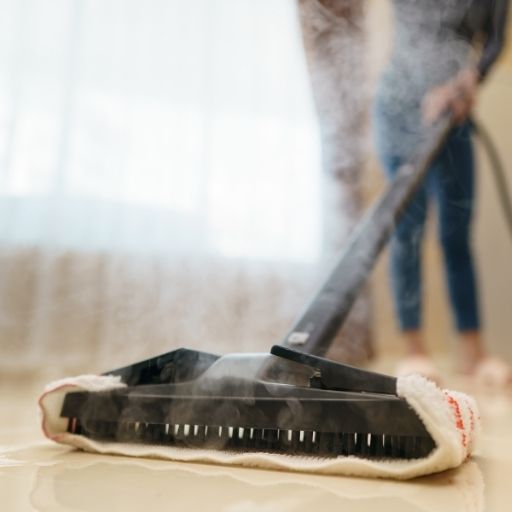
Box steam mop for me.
[39,116,480,479]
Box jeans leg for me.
[430,122,480,332]
[382,156,428,331]
[373,99,429,332]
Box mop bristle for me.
[65,417,435,460]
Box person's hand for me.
[422,68,479,125]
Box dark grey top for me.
[466,0,510,79]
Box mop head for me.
[39,352,480,480]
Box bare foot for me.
[402,330,429,358]
[395,355,442,385]
[458,331,486,375]
[394,330,442,384]
[472,357,512,388]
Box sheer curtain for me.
[0,0,328,375]
[0,0,321,261]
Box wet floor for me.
[1,374,511,512]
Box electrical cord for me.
[470,117,512,242]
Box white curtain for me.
[0,0,327,375]
[0,0,321,262]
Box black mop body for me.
[61,346,436,460]
[58,118,454,461]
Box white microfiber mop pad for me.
[39,373,480,480]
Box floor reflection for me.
[20,446,484,512]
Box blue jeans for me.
[374,118,480,332]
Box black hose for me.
[470,117,512,242]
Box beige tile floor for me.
[1,370,511,512]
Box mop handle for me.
[281,116,454,356]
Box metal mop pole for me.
[281,117,454,356]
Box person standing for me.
[373,0,511,384]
